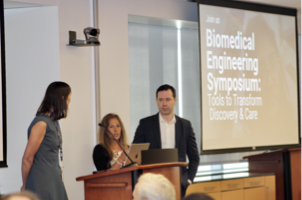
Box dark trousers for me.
[181,184,187,199]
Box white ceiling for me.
[2,0,302,10]
[2,0,301,33]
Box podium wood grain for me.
[77,162,187,200]
[142,166,182,199]
[289,148,301,200]
[85,172,132,200]
[243,148,301,200]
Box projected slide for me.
[199,4,299,151]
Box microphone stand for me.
[98,123,139,168]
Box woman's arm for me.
[109,146,130,170]
[93,145,130,171]
[93,145,110,171]
[109,152,127,170]
[21,121,47,191]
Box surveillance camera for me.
[89,29,98,37]
[84,27,100,44]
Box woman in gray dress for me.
[21,82,71,200]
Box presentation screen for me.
[198,0,300,153]
[0,0,6,167]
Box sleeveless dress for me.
[25,115,68,200]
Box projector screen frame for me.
[0,0,7,168]
[197,0,301,154]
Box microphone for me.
[98,123,139,168]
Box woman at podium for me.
[93,113,129,170]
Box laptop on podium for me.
[124,143,150,166]
[141,148,178,165]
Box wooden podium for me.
[243,148,301,200]
[76,162,187,200]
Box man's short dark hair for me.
[156,84,176,98]
[183,193,214,200]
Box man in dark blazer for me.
[133,84,200,197]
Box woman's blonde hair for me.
[98,113,128,165]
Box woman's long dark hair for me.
[36,81,71,120]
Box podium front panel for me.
[76,162,188,200]
[84,171,132,200]
[142,166,181,200]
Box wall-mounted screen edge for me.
[0,0,7,167]
[197,0,301,154]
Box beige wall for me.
[57,1,95,200]
[0,1,198,199]
[1,5,61,194]
[2,1,96,200]
[298,10,301,34]
[98,0,198,142]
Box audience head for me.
[183,193,214,200]
[156,84,176,98]
[133,173,176,200]
[1,191,39,200]
[36,81,71,120]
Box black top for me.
[93,144,111,171]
